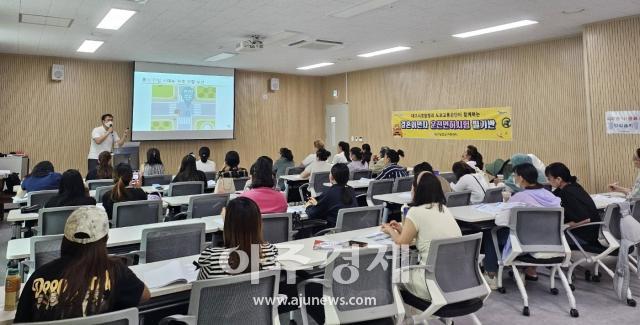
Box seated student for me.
[300,149,332,180]
[381,171,462,301]
[413,162,451,193]
[450,161,492,204]
[173,154,207,184]
[462,145,484,170]
[86,151,113,181]
[140,148,164,177]
[20,161,62,193]
[332,141,350,164]
[609,147,640,198]
[375,149,408,180]
[14,206,150,322]
[361,143,373,166]
[45,169,96,208]
[273,148,295,190]
[241,157,288,214]
[545,162,601,244]
[300,139,325,168]
[370,146,390,175]
[196,197,278,279]
[504,153,547,192]
[218,150,249,178]
[483,163,561,288]
[305,163,357,228]
[347,147,369,174]
[102,163,148,219]
[196,146,216,173]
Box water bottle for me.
[4,261,21,311]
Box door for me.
[325,104,350,156]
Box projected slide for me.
[132,62,234,140]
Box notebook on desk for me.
[137,259,199,289]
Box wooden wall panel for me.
[325,37,592,190]
[0,54,324,175]
[584,17,640,192]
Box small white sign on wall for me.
[606,111,640,134]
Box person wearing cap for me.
[15,206,150,322]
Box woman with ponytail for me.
[86,151,113,180]
[305,163,357,228]
[332,141,351,164]
[241,157,288,213]
[102,163,147,219]
[347,147,369,173]
[462,145,484,170]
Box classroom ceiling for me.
[1,0,640,76]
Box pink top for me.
[240,187,288,214]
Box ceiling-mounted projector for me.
[236,35,264,52]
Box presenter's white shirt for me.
[88,126,120,159]
[196,160,216,173]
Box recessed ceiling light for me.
[358,46,411,58]
[97,9,136,30]
[205,52,237,62]
[296,62,334,70]
[330,0,399,18]
[452,20,538,38]
[77,40,104,53]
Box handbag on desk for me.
[214,177,236,194]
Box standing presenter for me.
[87,114,128,173]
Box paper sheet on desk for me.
[361,231,393,245]
[138,259,199,289]
[591,194,626,205]
[473,202,527,215]
[398,192,412,199]
[207,180,216,188]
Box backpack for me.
[5,173,21,193]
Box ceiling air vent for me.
[19,13,73,28]
[288,39,343,50]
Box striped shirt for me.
[375,163,408,180]
[196,243,278,280]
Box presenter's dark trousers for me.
[88,159,98,174]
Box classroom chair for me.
[129,223,206,264]
[171,193,229,220]
[445,191,472,207]
[26,189,58,207]
[21,234,64,280]
[86,179,114,190]
[16,307,139,324]
[363,179,394,207]
[492,208,578,317]
[113,200,163,228]
[398,233,490,325]
[315,206,383,236]
[392,176,413,193]
[160,270,281,325]
[282,166,305,201]
[204,171,216,182]
[482,187,504,204]
[168,181,204,197]
[565,203,637,306]
[262,213,296,243]
[94,185,113,203]
[142,174,173,186]
[299,171,331,199]
[37,205,85,235]
[297,247,405,325]
[440,172,457,184]
[233,177,251,192]
[351,169,372,180]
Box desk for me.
[448,204,497,223]
[130,255,199,297]
[373,192,411,205]
[323,179,372,189]
[591,192,626,210]
[280,174,307,182]
[10,196,26,205]
[6,216,224,260]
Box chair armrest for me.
[297,278,326,325]
[166,211,188,222]
[566,221,604,230]
[159,315,196,325]
[564,229,590,258]
[313,228,336,236]
[111,251,142,266]
[490,226,508,265]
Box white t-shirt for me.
[88,126,120,159]
[303,160,332,176]
[332,153,349,164]
[450,173,492,204]
[301,153,317,167]
[196,160,216,173]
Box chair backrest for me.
[603,203,624,240]
[424,233,489,303]
[440,172,457,183]
[285,166,304,175]
[392,176,413,193]
[233,177,251,192]
[321,247,401,323]
[631,199,640,223]
[262,213,293,243]
[351,170,372,180]
[95,185,114,203]
[482,187,504,204]
[336,206,383,232]
[38,206,84,235]
[30,234,64,270]
[140,223,206,263]
[366,179,394,206]
[204,172,216,182]
[24,307,139,324]
[168,181,204,197]
[86,179,114,190]
[142,174,173,186]
[187,193,229,219]
[445,191,471,207]
[188,270,280,325]
[310,171,331,196]
[113,200,162,228]
[27,190,58,207]
[509,207,565,254]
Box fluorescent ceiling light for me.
[452,20,538,38]
[331,0,399,18]
[77,40,104,53]
[358,46,411,58]
[205,52,237,62]
[97,9,136,30]
[296,62,334,70]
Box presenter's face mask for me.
[104,121,113,128]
